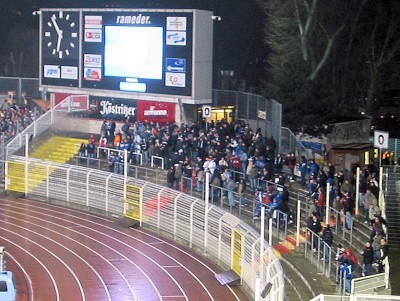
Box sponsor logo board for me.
[165,58,186,72]
[84,54,102,68]
[44,65,60,78]
[85,15,102,29]
[84,68,102,81]
[165,72,185,87]
[85,29,102,42]
[61,66,78,80]
[166,17,187,31]
[166,31,186,46]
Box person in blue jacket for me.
[299,156,308,186]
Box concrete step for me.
[281,247,337,300]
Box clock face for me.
[43,11,80,60]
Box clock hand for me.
[51,16,63,38]
[56,34,62,52]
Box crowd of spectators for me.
[76,117,389,294]
[300,157,389,293]
[0,97,41,142]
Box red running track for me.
[0,196,249,301]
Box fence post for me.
[260,206,265,289]
[296,198,301,247]
[326,183,330,223]
[355,167,360,215]
[25,134,29,195]
[204,171,210,252]
[379,167,383,209]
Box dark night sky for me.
[1,0,265,83]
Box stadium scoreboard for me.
[39,8,213,102]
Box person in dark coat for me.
[361,241,374,276]
[307,212,322,251]
[320,224,333,262]
[166,166,175,189]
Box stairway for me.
[384,167,400,248]
[6,136,82,193]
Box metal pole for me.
[355,167,360,216]
[326,182,330,224]
[254,277,261,301]
[379,166,383,209]
[296,198,301,247]
[123,149,128,202]
[268,216,273,246]
[260,206,265,288]
[204,171,210,251]
[25,134,29,195]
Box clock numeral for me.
[47,42,52,47]
[59,51,63,59]
[59,11,63,19]
[66,14,70,21]
[71,32,78,38]
[70,22,76,28]
[70,42,75,48]
[66,50,70,56]
[45,32,51,37]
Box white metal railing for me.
[351,272,387,295]
[6,95,86,159]
[310,294,400,301]
[4,156,285,300]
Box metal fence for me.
[310,294,400,301]
[0,76,42,103]
[212,89,282,152]
[6,95,82,159]
[4,156,285,300]
[281,126,310,159]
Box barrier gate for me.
[124,183,143,224]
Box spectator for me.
[226,175,236,208]
[308,158,320,178]
[299,156,308,186]
[362,188,377,223]
[86,141,96,164]
[183,162,193,191]
[237,177,247,206]
[341,193,354,230]
[166,166,175,189]
[320,224,333,262]
[107,152,116,172]
[173,163,182,190]
[78,141,86,161]
[210,168,222,200]
[361,241,374,276]
[246,159,258,192]
[376,238,389,273]
[369,199,381,222]
[316,187,326,221]
[307,212,322,251]
[196,167,204,192]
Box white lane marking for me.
[3,198,243,300]
[0,212,125,301]
[0,205,155,301]
[5,250,34,301]
[0,225,86,301]
[0,236,60,301]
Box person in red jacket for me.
[316,187,326,222]
[231,154,241,182]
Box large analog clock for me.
[43,11,79,60]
